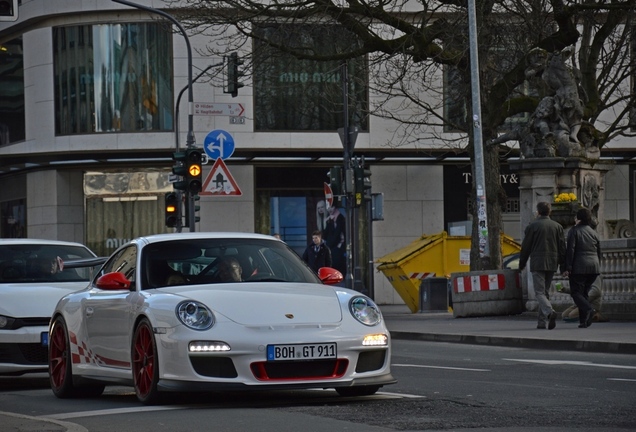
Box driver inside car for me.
[217,257,243,282]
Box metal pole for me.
[467,0,489,259]
[341,61,354,289]
[175,64,216,151]
[173,64,215,233]
[112,0,197,231]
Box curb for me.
[0,411,87,432]
[390,331,636,355]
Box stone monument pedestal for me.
[509,157,614,311]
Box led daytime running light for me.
[362,334,388,346]
[189,341,231,352]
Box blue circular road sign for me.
[204,129,235,160]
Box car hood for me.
[1,282,88,318]
[160,283,344,325]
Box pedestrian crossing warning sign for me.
[200,158,242,196]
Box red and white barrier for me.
[453,273,505,293]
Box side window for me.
[96,245,137,287]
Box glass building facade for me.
[53,23,173,135]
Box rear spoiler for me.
[61,257,108,280]
[62,257,108,269]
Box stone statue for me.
[489,47,591,159]
[539,47,585,144]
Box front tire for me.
[132,318,161,405]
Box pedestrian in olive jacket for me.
[563,207,602,328]
[519,202,566,330]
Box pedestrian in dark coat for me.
[563,207,602,328]
[519,201,566,330]
[302,230,332,273]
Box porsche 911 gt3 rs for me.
[49,232,395,404]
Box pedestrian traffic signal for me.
[186,147,203,194]
[165,192,179,228]
[172,151,188,191]
[328,166,343,196]
[226,52,244,98]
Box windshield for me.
[0,244,96,283]
[141,238,321,289]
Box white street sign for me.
[194,103,245,117]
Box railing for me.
[551,238,636,320]
[599,240,636,303]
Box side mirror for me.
[96,272,131,290]
[318,267,343,285]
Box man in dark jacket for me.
[302,230,332,273]
[563,207,602,328]
[519,201,566,330]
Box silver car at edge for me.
[0,239,97,376]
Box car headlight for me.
[176,301,214,330]
[349,296,382,326]
[0,315,15,329]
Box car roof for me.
[0,238,92,248]
[132,232,279,246]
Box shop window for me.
[84,171,173,256]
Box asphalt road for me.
[1,340,635,431]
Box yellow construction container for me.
[376,231,521,313]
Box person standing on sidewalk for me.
[563,207,602,328]
[519,201,566,330]
[302,230,332,273]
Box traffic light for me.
[0,0,18,22]
[165,192,179,228]
[184,194,201,227]
[226,52,244,98]
[172,151,188,191]
[328,166,343,196]
[186,147,203,194]
[193,195,201,223]
[354,166,372,207]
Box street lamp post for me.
[112,0,198,230]
[112,0,196,149]
[172,64,218,232]
[467,0,489,262]
[340,61,354,290]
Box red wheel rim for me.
[132,323,155,398]
[49,323,67,389]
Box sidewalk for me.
[381,304,636,354]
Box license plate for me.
[267,343,336,361]
[41,331,48,347]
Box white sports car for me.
[0,239,97,376]
[49,233,395,404]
